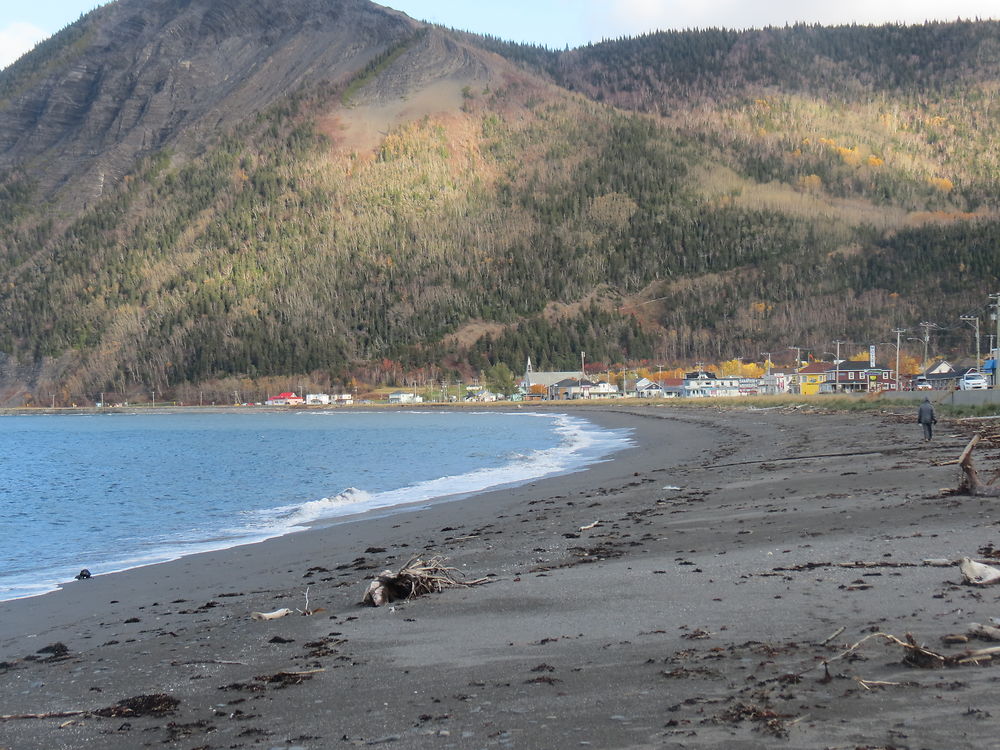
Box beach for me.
[2,404,998,750]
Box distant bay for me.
[0,410,631,601]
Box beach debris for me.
[819,626,845,646]
[92,694,180,718]
[960,557,1000,586]
[250,607,293,621]
[74,569,91,580]
[948,434,1000,496]
[967,623,1000,641]
[578,520,602,531]
[254,668,324,688]
[1,694,180,722]
[941,633,970,644]
[362,556,489,607]
[35,642,71,661]
[826,631,1000,670]
[714,702,793,738]
[295,586,323,616]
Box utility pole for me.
[990,293,1000,389]
[892,328,905,391]
[788,346,805,368]
[833,340,845,393]
[580,351,586,379]
[760,352,771,376]
[960,315,982,371]
[918,322,937,368]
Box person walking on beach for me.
[917,397,937,442]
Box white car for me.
[959,371,989,390]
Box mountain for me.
[0,1,998,404]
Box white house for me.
[761,371,793,395]
[305,393,331,405]
[388,391,423,404]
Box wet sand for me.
[2,404,998,749]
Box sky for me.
[2,0,999,69]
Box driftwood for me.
[959,557,1000,585]
[250,607,293,621]
[968,623,1000,641]
[362,556,489,607]
[826,631,1000,670]
[250,588,322,620]
[955,434,1000,496]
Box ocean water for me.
[0,410,631,601]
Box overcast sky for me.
[2,0,998,69]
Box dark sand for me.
[2,405,998,749]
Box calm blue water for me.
[0,410,631,601]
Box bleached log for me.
[967,622,1000,641]
[250,607,293,621]
[959,557,1000,586]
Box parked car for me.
[914,376,932,390]
[959,371,989,390]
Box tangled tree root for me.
[362,556,489,607]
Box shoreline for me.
[0,408,631,604]
[0,408,664,650]
[4,405,999,749]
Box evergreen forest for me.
[0,5,999,404]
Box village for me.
[258,352,997,407]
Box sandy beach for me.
[2,404,999,750]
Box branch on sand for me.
[825,631,1000,671]
[947,434,1000,496]
[362,556,490,607]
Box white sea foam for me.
[248,412,632,534]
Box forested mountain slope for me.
[0,2,998,404]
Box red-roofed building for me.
[265,392,305,406]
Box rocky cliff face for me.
[0,0,416,205]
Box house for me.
[682,371,718,398]
[465,389,499,402]
[586,380,620,399]
[305,393,331,405]
[388,391,423,404]
[332,393,354,406]
[760,370,793,395]
[682,371,742,398]
[826,361,897,392]
[634,377,662,398]
[548,378,592,400]
[796,363,832,395]
[716,375,743,397]
[265,391,305,406]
